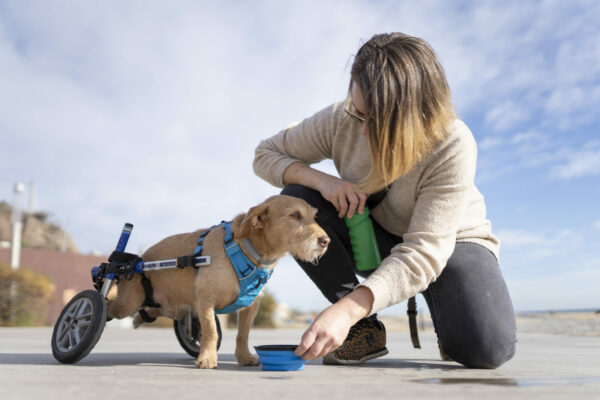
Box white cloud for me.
[551,148,600,179]
[1,1,599,313]
[478,136,504,151]
[508,267,600,311]
[497,228,579,261]
[484,100,530,132]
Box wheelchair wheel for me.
[51,290,107,364]
[174,310,222,358]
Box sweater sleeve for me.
[358,126,478,314]
[253,103,342,188]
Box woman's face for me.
[351,81,368,137]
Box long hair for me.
[351,33,456,194]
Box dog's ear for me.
[236,204,269,239]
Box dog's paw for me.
[194,355,218,369]
[132,314,143,329]
[236,353,260,367]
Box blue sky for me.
[1,1,599,314]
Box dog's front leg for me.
[235,298,260,366]
[194,301,219,369]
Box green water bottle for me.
[344,206,381,271]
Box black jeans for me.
[282,184,517,369]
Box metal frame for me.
[94,223,211,298]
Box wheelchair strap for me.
[138,308,157,323]
[140,272,161,309]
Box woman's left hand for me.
[294,286,375,360]
[294,303,353,360]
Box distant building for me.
[0,247,106,325]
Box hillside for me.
[0,201,78,253]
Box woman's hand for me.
[282,161,367,219]
[295,286,374,360]
[294,303,354,360]
[317,175,367,219]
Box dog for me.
[105,195,329,368]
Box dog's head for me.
[236,195,329,264]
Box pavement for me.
[1,326,599,399]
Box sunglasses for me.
[344,98,366,124]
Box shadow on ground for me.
[0,352,463,371]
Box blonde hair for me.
[351,33,456,194]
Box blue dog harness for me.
[194,221,273,314]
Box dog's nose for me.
[318,236,330,248]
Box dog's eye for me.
[290,211,302,220]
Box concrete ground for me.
[0,326,599,399]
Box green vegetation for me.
[227,291,278,328]
[0,264,55,326]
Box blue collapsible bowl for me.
[254,345,305,371]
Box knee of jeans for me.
[281,184,314,199]
[443,332,517,369]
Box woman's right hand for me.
[283,162,367,219]
[317,176,367,219]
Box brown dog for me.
[105,195,329,368]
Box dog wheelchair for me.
[51,223,223,364]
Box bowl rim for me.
[254,344,299,352]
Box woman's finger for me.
[357,192,367,215]
[337,192,349,218]
[303,334,327,360]
[346,192,360,219]
[295,329,316,357]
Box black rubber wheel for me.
[51,290,107,364]
[174,311,222,358]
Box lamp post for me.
[10,182,26,270]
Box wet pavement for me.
[0,327,599,399]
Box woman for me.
[253,33,516,369]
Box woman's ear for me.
[236,205,269,239]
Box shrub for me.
[0,264,55,326]
[254,291,277,328]
[226,291,278,329]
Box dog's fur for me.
[105,195,329,368]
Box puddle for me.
[261,376,292,380]
[416,378,522,387]
[414,377,600,387]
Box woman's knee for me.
[441,329,517,369]
[281,185,324,207]
[281,184,340,226]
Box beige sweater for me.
[253,101,500,314]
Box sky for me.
[1,0,599,315]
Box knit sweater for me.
[253,101,500,314]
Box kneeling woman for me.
[253,33,516,369]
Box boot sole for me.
[322,347,389,365]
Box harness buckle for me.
[176,255,197,269]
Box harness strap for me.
[190,221,273,314]
[138,309,157,323]
[407,296,421,349]
[241,238,276,266]
[140,273,161,309]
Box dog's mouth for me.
[292,240,328,265]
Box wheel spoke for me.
[66,306,78,319]
[73,300,85,317]
[57,323,70,345]
[77,312,93,322]
[68,330,76,348]
[76,299,91,317]
[74,327,82,343]
[77,320,92,329]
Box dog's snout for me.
[318,236,330,248]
